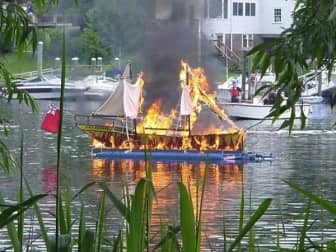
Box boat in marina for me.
[220,98,312,120]
[217,72,312,120]
[80,74,119,100]
[75,62,250,162]
[216,72,276,102]
[1,73,120,101]
[1,74,87,100]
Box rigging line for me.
[125,116,129,141]
[245,118,266,131]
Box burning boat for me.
[74,61,255,162]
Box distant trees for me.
[33,0,147,64]
[83,0,146,59]
[78,11,109,62]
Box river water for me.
[1,99,336,250]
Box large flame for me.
[91,61,244,151]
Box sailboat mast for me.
[129,63,133,79]
[186,68,191,136]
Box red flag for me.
[40,104,60,133]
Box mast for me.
[186,66,191,136]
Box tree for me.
[78,11,109,63]
[88,0,146,56]
[248,0,336,131]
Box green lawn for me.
[0,52,52,74]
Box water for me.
[1,99,336,250]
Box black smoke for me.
[141,0,220,112]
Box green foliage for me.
[248,0,336,129]
[178,182,197,252]
[87,0,146,55]
[285,180,336,217]
[0,52,40,74]
[78,14,109,63]
[0,194,47,228]
[0,138,16,173]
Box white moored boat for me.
[7,74,87,100]
[220,97,312,120]
[80,75,120,100]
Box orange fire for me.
[136,100,179,135]
[91,61,244,151]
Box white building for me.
[201,0,296,53]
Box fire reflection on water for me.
[91,158,244,246]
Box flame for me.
[92,139,105,148]
[90,61,244,151]
[136,100,178,135]
[138,72,145,113]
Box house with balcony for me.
[201,0,296,59]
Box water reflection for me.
[42,164,57,193]
[91,158,244,247]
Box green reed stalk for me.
[127,178,149,252]
[99,182,130,222]
[285,180,336,250]
[0,194,46,228]
[178,181,197,252]
[285,180,336,216]
[238,181,245,252]
[94,191,106,252]
[79,221,94,252]
[326,240,336,251]
[298,199,312,251]
[25,179,51,251]
[196,164,208,251]
[55,29,66,252]
[145,148,156,252]
[77,204,85,252]
[111,231,122,252]
[228,198,272,252]
[18,131,24,251]
[0,196,20,251]
[223,218,227,252]
[248,193,255,252]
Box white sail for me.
[123,78,142,118]
[93,63,142,118]
[180,85,193,115]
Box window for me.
[242,34,253,49]
[245,3,250,16]
[206,0,228,19]
[209,0,222,18]
[233,2,238,15]
[223,0,228,18]
[238,2,243,16]
[274,8,281,22]
[233,2,243,16]
[251,3,255,16]
[245,3,256,16]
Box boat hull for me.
[76,122,245,152]
[93,149,272,163]
[17,86,85,100]
[220,102,312,120]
